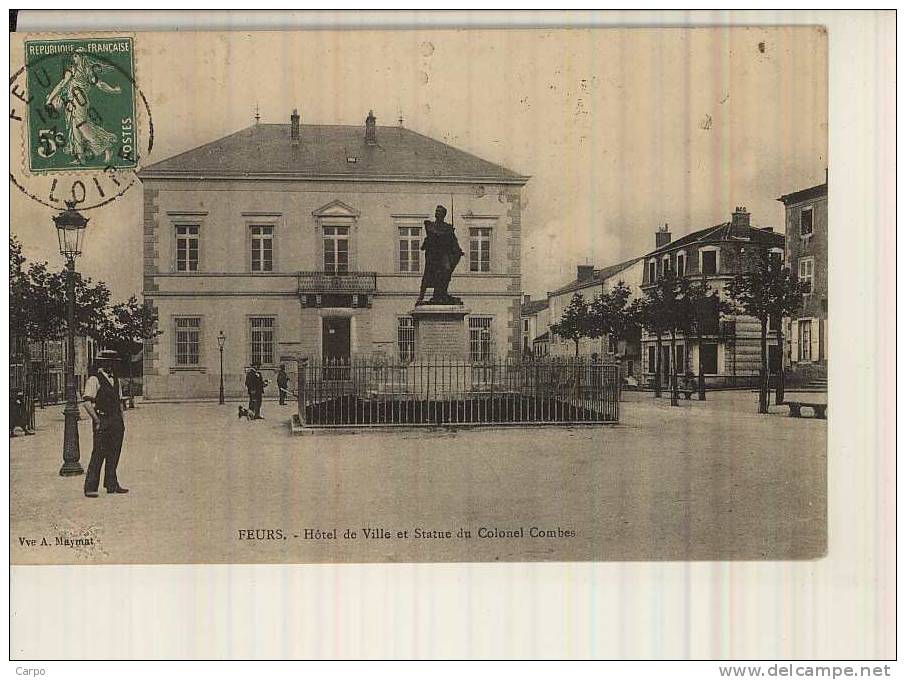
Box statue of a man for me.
[417,205,464,305]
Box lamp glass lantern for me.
[53,201,89,259]
[217,331,226,349]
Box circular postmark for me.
[10,36,154,212]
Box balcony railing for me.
[297,271,377,294]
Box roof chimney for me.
[577,265,595,282]
[290,109,300,146]
[365,110,377,145]
[731,206,750,236]
[655,223,671,248]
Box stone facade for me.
[140,173,526,399]
[639,209,786,388]
[779,181,828,373]
[547,259,645,380]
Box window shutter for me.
[811,319,820,364]
[790,319,799,363]
[823,318,829,362]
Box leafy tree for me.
[637,282,671,398]
[657,272,694,406]
[10,237,60,343]
[679,277,733,401]
[589,280,636,352]
[11,236,112,343]
[727,255,807,413]
[102,296,161,397]
[550,292,594,356]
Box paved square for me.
[10,392,826,564]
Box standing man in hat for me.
[82,350,128,497]
[276,364,289,406]
[245,361,266,419]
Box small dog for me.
[237,405,254,421]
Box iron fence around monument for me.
[296,357,620,427]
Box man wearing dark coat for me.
[245,362,266,419]
[82,350,128,497]
[417,205,464,305]
[276,364,289,406]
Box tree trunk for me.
[775,325,785,405]
[669,330,679,406]
[574,338,579,357]
[696,331,706,401]
[758,317,769,414]
[654,334,662,397]
[127,353,134,408]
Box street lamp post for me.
[53,201,89,477]
[218,330,226,405]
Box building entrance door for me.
[322,317,351,362]
[322,317,351,380]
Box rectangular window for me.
[799,257,814,294]
[798,319,812,361]
[800,207,814,236]
[398,316,415,363]
[648,261,656,282]
[697,294,721,335]
[701,250,717,276]
[663,257,671,276]
[250,225,274,272]
[323,226,350,273]
[700,343,718,375]
[250,317,275,366]
[674,344,686,373]
[648,346,656,373]
[469,227,491,272]
[175,225,199,272]
[676,253,686,277]
[174,317,201,366]
[468,316,494,362]
[398,226,421,273]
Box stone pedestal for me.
[410,304,470,361]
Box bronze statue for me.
[416,205,464,305]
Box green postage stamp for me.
[24,37,137,173]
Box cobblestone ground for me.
[10,391,826,564]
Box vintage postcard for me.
[10,26,828,566]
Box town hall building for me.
[139,111,528,399]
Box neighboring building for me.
[27,336,96,403]
[139,110,528,399]
[640,208,786,387]
[547,258,645,379]
[532,331,550,357]
[778,180,827,375]
[519,295,549,357]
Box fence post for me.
[297,358,307,426]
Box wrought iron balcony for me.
[297,271,377,294]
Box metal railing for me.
[10,360,36,431]
[297,271,377,293]
[297,357,619,427]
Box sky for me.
[10,27,827,300]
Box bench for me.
[786,401,827,419]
